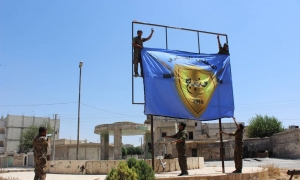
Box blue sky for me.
[1,1,299,146]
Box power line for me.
[0,102,77,107]
[80,103,139,117]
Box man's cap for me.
[137,30,143,33]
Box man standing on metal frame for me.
[165,122,189,176]
[221,117,244,173]
[217,35,229,55]
[132,28,154,77]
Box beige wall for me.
[54,143,114,160]
[47,157,204,174]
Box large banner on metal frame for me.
[142,48,234,121]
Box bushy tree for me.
[19,122,54,153]
[126,147,142,155]
[106,161,138,180]
[247,114,284,138]
[126,146,135,155]
[122,147,127,156]
[106,158,155,180]
[127,158,155,180]
[134,147,142,155]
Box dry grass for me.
[255,163,293,180]
[0,177,20,180]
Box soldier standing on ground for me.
[221,117,244,173]
[132,28,154,77]
[33,127,50,180]
[217,35,229,55]
[165,122,189,176]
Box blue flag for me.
[142,48,234,121]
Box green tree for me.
[106,158,156,180]
[247,114,284,138]
[134,147,142,155]
[126,146,135,155]
[122,147,127,156]
[19,122,54,153]
[106,161,138,180]
[126,158,155,180]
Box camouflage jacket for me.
[176,129,188,149]
[229,129,243,145]
[33,135,49,162]
[132,36,147,54]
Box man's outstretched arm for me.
[144,28,154,41]
[217,35,222,48]
[165,134,177,139]
[233,117,238,127]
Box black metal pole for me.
[165,27,168,49]
[76,62,83,160]
[219,118,225,173]
[151,115,154,170]
[226,35,229,45]
[132,21,227,36]
[197,32,200,53]
[132,21,134,104]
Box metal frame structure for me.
[131,21,229,173]
[132,20,228,105]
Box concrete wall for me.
[55,144,114,160]
[272,129,300,159]
[243,137,272,158]
[13,154,26,167]
[47,157,204,175]
[3,115,60,153]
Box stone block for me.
[227,173,236,180]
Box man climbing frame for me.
[217,35,229,55]
[132,28,154,77]
[220,117,244,173]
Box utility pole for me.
[52,114,57,161]
[76,61,83,160]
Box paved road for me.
[1,158,299,180]
[205,158,300,169]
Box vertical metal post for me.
[225,35,229,45]
[197,32,200,53]
[151,115,154,170]
[76,61,83,160]
[132,21,134,104]
[52,114,57,161]
[219,118,225,173]
[165,27,168,49]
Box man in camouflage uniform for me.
[33,127,50,180]
[166,122,188,176]
[221,117,244,173]
[217,35,229,55]
[132,28,154,77]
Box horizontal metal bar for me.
[132,20,227,36]
[132,102,145,105]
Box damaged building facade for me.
[144,115,300,160]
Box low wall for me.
[272,129,300,159]
[47,157,204,175]
[13,154,26,167]
[243,137,272,158]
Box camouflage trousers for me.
[177,148,188,174]
[234,145,243,171]
[34,162,47,180]
[133,53,143,76]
